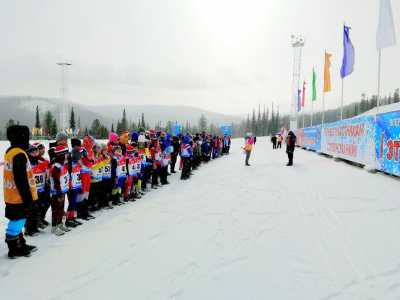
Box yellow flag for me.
[323,52,332,93]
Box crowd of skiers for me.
[3,124,231,259]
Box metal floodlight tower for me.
[290,34,305,131]
[57,61,72,131]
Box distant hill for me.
[93,104,243,127]
[0,96,243,130]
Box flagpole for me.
[340,78,344,120]
[322,92,325,125]
[302,109,305,128]
[311,99,314,126]
[377,49,382,118]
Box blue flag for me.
[340,25,355,78]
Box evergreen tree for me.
[116,121,122,134]
[35,106,41,128]
[166,120,173,134]
[245,114,251,134]
[270,103,275,134]
[141,113,146,130]
[119,108,128,133]
[6,119,16,129]
[69,107,76,130]
[261,105,266,136]
[275,106,280,132]
[50,118,58,137]
[251,109,256,135]
[394,88,400,103]
[209,123,217,135]
[111,123,114,133]
[198,114,207,132]
[43,111,54,136]
[257,104,261,136]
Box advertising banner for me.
[375,111,400,176]
[220,125,233,136]
[321,116,375,165]
[296,126,321,151]
[171,123,182,136]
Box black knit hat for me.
[71,138,82,148]
[7,125,30,150]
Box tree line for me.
[2,89,398,140]
[298,88,400,127]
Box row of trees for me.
[298,88,400,128]
[232,103,286,137]
[3,88,397,140]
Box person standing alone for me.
[243,135,254,166]
[286,131,296,166]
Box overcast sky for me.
[1,0,400,115]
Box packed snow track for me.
[0,138,399,300]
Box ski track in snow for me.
[0,139,400,299]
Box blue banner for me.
[171,123,182,136]
[296,126,322,152]
[321,115,375,165]
[220,125,232,136]
[375,111,400,176]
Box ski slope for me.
[1,138,400,300]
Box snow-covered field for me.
[1,138,400,300]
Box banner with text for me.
[220,125,233,136]
[296,126,321,152]
[321,116,375,165]
[375,111,400,176]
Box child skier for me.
[111,145,126,206]
[88,143,104,211]
[66,138,83,227]
[100,144,114,209]
[49,145,71,236]
[180,135,193,180]
[26,144,43,236]
[34,142,50,228]
[77,136,95,220]
[125,145,136,201]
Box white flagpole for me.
[322,92,325,125]
[377,49,382,118]
[340,78,344,120]
[311,99,314,126]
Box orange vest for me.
[3,148,38,204]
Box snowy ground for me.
[1,138,400,300]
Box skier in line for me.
[25,144,42,236]
[35,142,50,228]
[49,145,71,236]
[3,125,38,258]
[170,136,180,173]
[286,131,297,166]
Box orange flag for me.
[323,52,332,93]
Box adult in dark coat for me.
[286,131,297,166]
[3,125,38,258]
[271,135,277,149]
